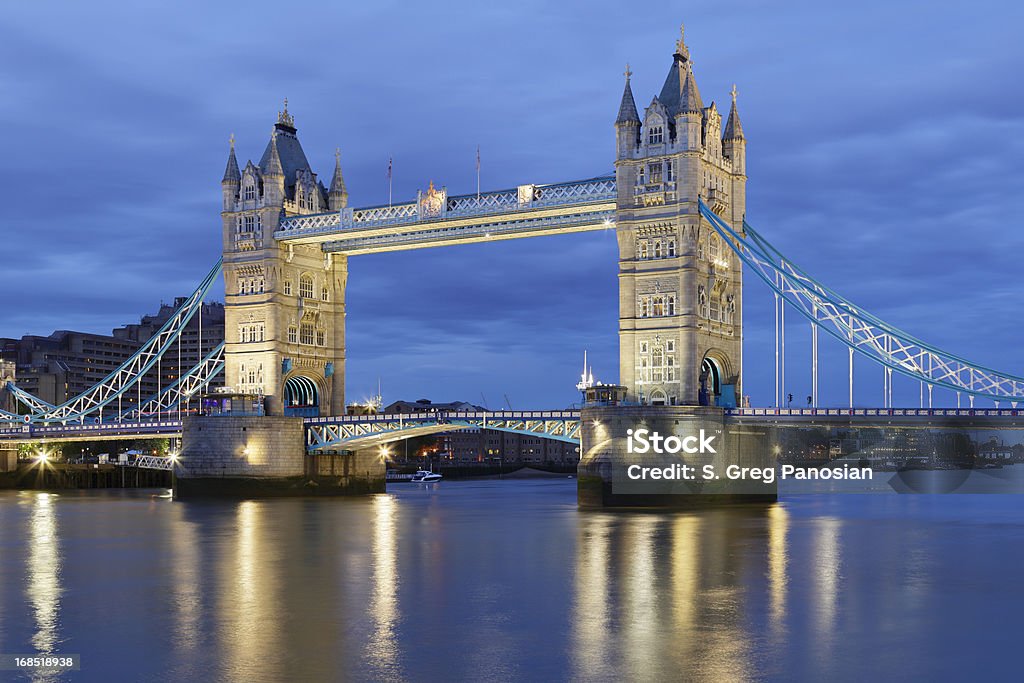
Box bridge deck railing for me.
[275,176,616,240]
[730,408,1022,418]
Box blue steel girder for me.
[134,455,175,471]
[698,200,1024,403]
[6,260,222,425]
[4,384,55,415]
[305,411,581,451]
[0,420,183,445]
[119,343,225,421]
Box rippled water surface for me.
[1,480,1023,682]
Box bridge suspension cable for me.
[118,342,225,421]
[4,259,223,424]
[699,200,1024,404]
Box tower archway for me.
[283,375,321,417]
[699,355,722,406]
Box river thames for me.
[1,480,1023,682]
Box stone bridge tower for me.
[220,103,349,416]
[614,26,747,407]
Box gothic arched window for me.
[287,326,297,344]
[652,347,664,382]
[299,275,314,299]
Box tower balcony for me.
[707,187,729,214]
[634,181,678,207]
[234,236,262,252]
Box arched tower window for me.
[652,346,664,382]
[243,184,256,201]
[287,326,297,344]
[321,287,329,302]
[300,322,314,345]
[283,280,293,296]
[299,275,314,299]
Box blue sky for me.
[2,1,1022,409]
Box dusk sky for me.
[2,1,1022,409]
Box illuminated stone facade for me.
[220,104,349,416]
[614,27,747,406]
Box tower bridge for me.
[3,24,1023,503]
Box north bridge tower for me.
[220,103,349,416]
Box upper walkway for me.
[273,175,616,254]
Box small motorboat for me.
[411,469,443,483]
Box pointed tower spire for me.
[222,133,241,183]
[329,147,349,211]
[659,23,703,116]
[264,129,284,178]
[723,84,744,140]
[679,67,703,114]
[615,64,641,125]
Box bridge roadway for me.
[3,408,1023,450]
[273,175,616,254]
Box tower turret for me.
[221,134,241,210]
[615,65,641,160]
[723,84,746,175]
[328,148,348,211]
[664,27,703,151]
[262,130,286,206]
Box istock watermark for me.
[627,428,717,454]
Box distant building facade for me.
[436,428,579,466]
[383,398,485,414]
[382,398,579,466]
[0,300,224,411]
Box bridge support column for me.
[0,447,16,473]
[174,415,382,498]
[577,405,776,508]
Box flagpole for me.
[387,156,393,207]
[476,145,481,200]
